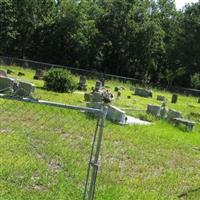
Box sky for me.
[175,0,199,9]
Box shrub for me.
[191,73,200,89]
[44,68,77,93]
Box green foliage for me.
[191,73,200,89]
[1,0,200,88]
[43,68,76,93]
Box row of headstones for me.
[134,87,200,104]
[78,75,106,91]
[147,104,196,131]
[0,76,35,98]
[147,104,181,119]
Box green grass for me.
[0,65,200,200]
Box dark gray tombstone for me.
[147,104,161,117]
[167,109,182,120]
[171,94,178,103]
[135,88,153,98]
[34,69,44,80]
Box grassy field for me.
[0,65,200,200]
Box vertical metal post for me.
[83,105,108,200]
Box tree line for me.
[1,0,200,88]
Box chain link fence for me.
[0,94,107,200]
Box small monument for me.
[77,75,87,91]
[134,88,153,98]
[160,102,167,119]
[167,109,182,120]
[171,94,178,104]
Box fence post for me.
[89,105,108,200]
[83,105,108,200]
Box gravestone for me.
[0,77,14,92]
[171,94,178,103]
[0,70,7,77]
[77,75,87,91]
[95,80,102,91]
[167,109,182,120]
[135,88,153,98]
[107,105,127,124]
[147,104,161,117]
[91,91,102,102]
[157,95,166,102]
[34,69,44,80]
[15,81,35,98]
[160,102,167,119]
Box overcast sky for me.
[176,0,199,9]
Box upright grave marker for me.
[171,94,178,103]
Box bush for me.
[44,68,77,93]
[191,73,200,89]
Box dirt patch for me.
[0,128,13,134]
[48,160,63,173]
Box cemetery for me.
[0,65,200,199]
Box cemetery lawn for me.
[0,65,200,200]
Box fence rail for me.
[0,56,141,84]
[0,94,107,200]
